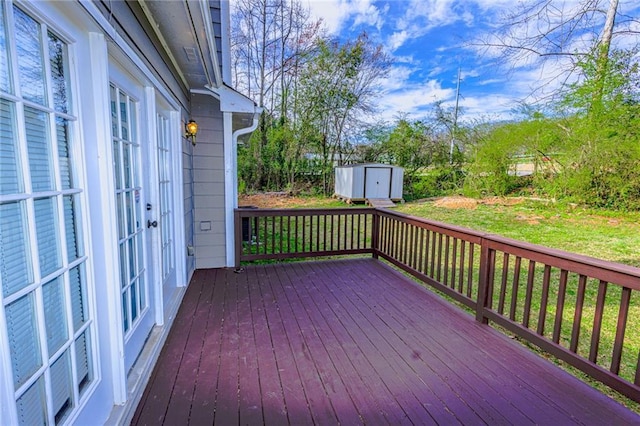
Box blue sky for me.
[304,0,640,123]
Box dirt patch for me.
[433,196,479,210]
[238,193,340,209]
[430,196,527,210]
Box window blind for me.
[0,201,32,297]
[69,265,87,331]
[50,350,73,424]
[57,118,72,190]
[63,195,79,261]
[0,99,20,194]
[34,197,61,277]
[43,277,68,356]
[25,107,53,192]
[6,294,42,388]
[75,331,91,394]
[15,377,46,426]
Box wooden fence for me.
[234,207,640,403]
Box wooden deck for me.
[132,259,639,425]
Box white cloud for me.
[375,79,454,122]
[305,0,384,34]
[387,30,409,51]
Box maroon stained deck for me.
[132,258,639,425]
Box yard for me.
[239,194,640,268]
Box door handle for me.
[147,220,158,228]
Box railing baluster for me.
[509,256,522,321]
[436,233,443,282]
[552,269,568,343]
[423,230,430,275]
[271,215,276,254]
[287,216,291,253]
[633,350,640,386]
[589,280,609,363]
[570,275,588,353]
[498,253,510,314]
[412,226,418,269]
[430,231,437,278]
[537,265,552,336]
[451,238,458,290]
[466,242,474,298]
[523,260,536,328]
[279,216,284,254]
[458,240,465,293]
[337,214,342,251]
[611,287,631,374]
[418,228,425,274]
[444,236,450,286]
[322,214,326,251]
[486,249,496,310]
[256,216,261,255]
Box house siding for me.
[191,93,228,268]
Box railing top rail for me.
[235,207,375,216]
[375,207,486,243]
[374,207,640,287]
[484,233,640,288]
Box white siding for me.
[191,93,227,268]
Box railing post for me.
[234,209,242,270]
[371,210,380,259]
[476,239,492,324]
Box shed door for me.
[364,167,391,199]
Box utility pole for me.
[450,66,461,164]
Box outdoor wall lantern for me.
[185,119,198,145]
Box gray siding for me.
[191,93,227,268]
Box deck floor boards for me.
[132,258,639,425]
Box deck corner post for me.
[476,240,492,324]
[234,209,242,269]
[371,210,380,259]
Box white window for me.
[0,3,94,424]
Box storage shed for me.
[334,163,404,203]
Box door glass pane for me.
[116,193,125,239]
[34,197,61,277]
[69,264,87,331]
[48,31,69,114]
[14,6,46,105]
[0,99,21,194]
[75,331,92,394]
[16,376,46,426]
[110,85,118,137]
[0,201,33,297]
[122,292,129,332]
[25,106,53,192]
[113,139,122,190]
[43,276,68,355]
[6,294,42,388]
[57,117,72,189]
[119,92,128,141]
[63,195,80,261]
[0,2,11,92]
[122,143,131,188]
[50,350,73,424]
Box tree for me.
[477,0,639,103]
[297,33,390,194]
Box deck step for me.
[366,198,396,208]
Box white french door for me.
[108,71,156,374]
[154,109,179,309]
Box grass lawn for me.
[240,194,639,267]
[394,196,640,268]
